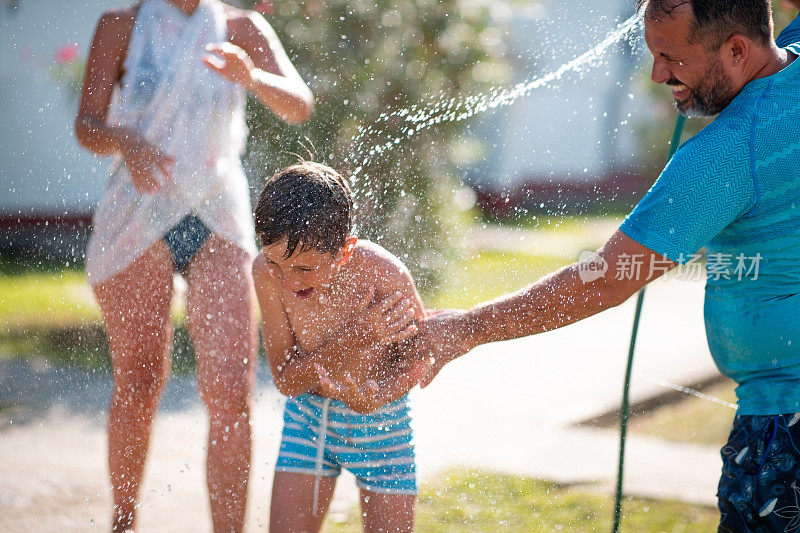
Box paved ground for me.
[0,276,727,531]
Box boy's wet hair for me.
[255,161,354,258]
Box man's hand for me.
[412,309,472,388]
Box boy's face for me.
[261,236,357,300]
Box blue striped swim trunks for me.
[275,392,416,505]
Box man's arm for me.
[415,230,677,386]
[414,106,756,387]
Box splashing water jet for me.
[345,12,643,194]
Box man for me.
[413,1,800,530]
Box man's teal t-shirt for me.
[619,18,800,415]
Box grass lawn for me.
[322,469,719,532]
[0,259,203,369]
[2,212,622,333]
[0,245,573,368]
[0,266,100,329]
[428,249,569,309]
[628,379,737,447]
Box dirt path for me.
[0,369,359,532]
[1,277,728,531]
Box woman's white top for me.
[85,0,256,284]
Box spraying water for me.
[643,375,738,410]
[345,12,643,191]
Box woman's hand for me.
[202,42,256,89]
[119,134,175,194]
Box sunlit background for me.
[1,0,797,531]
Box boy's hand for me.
[314,361,428,414]
[315,364,379,412]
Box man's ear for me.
[339,236,358,265]
[724,34,751,69]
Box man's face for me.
[644,4,736,116]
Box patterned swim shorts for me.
[718,413,800,532]
[275,393,416,512]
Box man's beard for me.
[669,60,735,117]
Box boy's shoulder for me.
[348,240,413,288]
[346,240,423,319]
[351,240,410,272]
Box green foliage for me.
[242,0,511,290]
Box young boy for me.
[252,161,429,532]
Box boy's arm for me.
[315,248,430,412]
[253,253,417,397]
[253,254,312,396]
[253,254,355,396]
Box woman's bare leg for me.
[360,488,415,533]
[93,241,174,532]
[185,235,257,533]
[270,472,337,533]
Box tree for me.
[242,0,511,290]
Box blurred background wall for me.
[0,0,109,258]
[1,0,658,262]
[460,0,655,215]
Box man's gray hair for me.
[637,0,773,50]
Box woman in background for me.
[75,1,312,530]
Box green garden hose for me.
[612,113,687,532]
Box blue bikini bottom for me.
[163,215,211,275]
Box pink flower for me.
[254,1,273,15]
[54,43,79,65]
